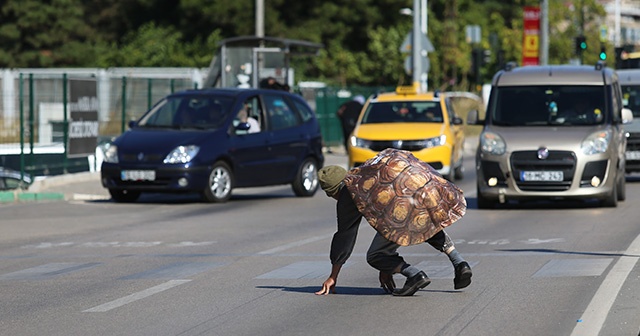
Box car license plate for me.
[520,171,563,182]
[625,151,640,160]
[121,170,156,181]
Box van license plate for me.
[121,170,156,181]
[520,171,563,181]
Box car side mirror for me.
[452,116,464,125]
[466,109,484,125]
[622,108,633,125]
[128,120,138,129]
[235,122,251,131]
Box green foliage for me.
[0,0,611,90]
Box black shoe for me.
[454,262,472,290]
[392,271,431,296]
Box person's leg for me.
[367,232,430,296]
[426,230,472,289]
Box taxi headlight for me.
[581,130,611,155]
[480,131,506,155]
[350,136,372,149]
[164,145,200,164]
[417,135,446,148]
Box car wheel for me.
[443,156,455,181]
[292,158,319,197]
[617,173,626,201]
[109,189,140,203]
[454,157,464,180]
[601,181,618,208]
[476,185,495,209]
[202,162,233,203]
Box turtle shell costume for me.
[344,148,467,246]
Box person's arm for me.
[315,264,342,295]
[316,188,362,295]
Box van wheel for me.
[202,162,233,203]
[601,182,618,207]
[292,158,319,197]
[109,189,140,203]
[617,174,626,201]
[476,186,495,209]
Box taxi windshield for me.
[361,101,443,124]
[137,95,234,130]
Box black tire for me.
[109,189,141,203]
[443,156,455,181]
[617,173,626,201]
[292,158,319,197]
[454,157,464,180]
[202,162,233,203]
[476,185,495,209]
[601,181,618,208]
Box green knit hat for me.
[318,165,347,197]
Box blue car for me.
[101,88,324,203]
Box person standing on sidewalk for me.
[336,95,365,152]
[314,165,472,296]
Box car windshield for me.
[490,86,607,126]
[137,95,234,130]
[360,101,443,124]
[622,84,640,118]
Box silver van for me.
[468,62,633,208]
[617,69,640,173]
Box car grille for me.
[367,140,427,152]
[510,151,576,191]
[626,132,640,172]
[121,153,165,164]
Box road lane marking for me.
[0,263,100,280]
[257,234,334,255]
[83,280,191,313]
[533,258,612,277]
[570,233,640,336]
[121,262,226,280]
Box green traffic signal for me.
[599,46,607,60]
[580,41,587,50]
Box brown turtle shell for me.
[344,148,467,246]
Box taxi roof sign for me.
[395,84,419,95]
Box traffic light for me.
[575,36,587,55]
[599,45,607,60]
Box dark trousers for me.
[366,230,454,274]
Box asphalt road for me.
[1,145,640,336]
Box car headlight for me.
[103,144,118,163]
[350,136,372,149]
[480,131,506,155]
[416,135,446,148]
[164,145,200,164]
[581,130,610,155]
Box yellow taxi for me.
[348,85,465,180]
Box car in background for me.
[101,88,324,203]
[0,167,32,191]
[469,62,633,208]
[617,69,640,173]
[348,85,465,181]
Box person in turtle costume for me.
[315,149,472,297]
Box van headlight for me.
[103,144,118,163]
[480,131,506,155]
[164,145,200,164]
[581,130,610,155]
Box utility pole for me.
[540,0,548,65]
[412,0,421,90]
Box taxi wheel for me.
[109,189,140,203]
[202,162,233,203]
[454,157,464,180]
[292,158,319,197]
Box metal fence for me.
[0,67,392,178]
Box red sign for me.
[522,6,540,66]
